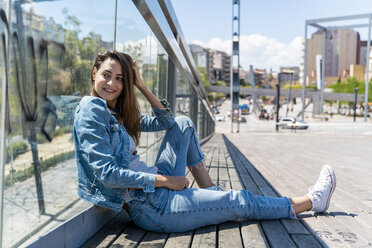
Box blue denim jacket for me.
[73,96,175,211]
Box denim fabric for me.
[73,96,175,211]
[128,116,293,233]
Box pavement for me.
[216,98,372,246]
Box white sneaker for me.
[306,165,336,213]
[205,185,225,191]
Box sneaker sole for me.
[323,164,336,212]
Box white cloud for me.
[191,35,304,71]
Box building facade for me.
[305,29,360,85]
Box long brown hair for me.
[91,50,141,145]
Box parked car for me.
[278,117,308,129]
[215,114,225,121]
[291,120,309,129]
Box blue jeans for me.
[128,116,293,233]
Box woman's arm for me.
[133,60,164,109]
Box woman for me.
[73,50,336,233]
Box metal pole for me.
[364,16,371,121]
[230,1,234,133]
[249,65,256,113]
[286,73,293,116]
[113,0,118,50]
[302,23,308,121]
[354,88,358,122]
[0,0,12,245]
[320,30,326,114]
[237,0,240,133]
[276,74,281,131]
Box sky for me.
[171,0,372,71]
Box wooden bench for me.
[81,134,323,248]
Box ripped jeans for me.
[128,116,293,233]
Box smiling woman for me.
[92,58,124,109]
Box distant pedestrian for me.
[73,50,337,232]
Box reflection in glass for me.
[116,0,168,167]
[4,0,115,246]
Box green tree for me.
[198,67,210,86]
[328,77,372,102]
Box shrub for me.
[6,142,29,163]
[5,150,75,187]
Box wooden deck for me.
[81,134,333,248]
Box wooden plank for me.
[137,231,168,248]
[260,220,296,248]
[164,231,193,248]
[208,144,219,187]
[191,225,216,248]
[82,211,129,248]
[291,234,322,248]
[110,222,146,247]
[218,221,243,248]
[233,145,277,197]
[280,219,309,235]
[240,220,268,248]
[223,138,262,195]
[218,143,231,191]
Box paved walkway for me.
[225,131,372,247]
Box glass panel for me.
[0,0,5,128]
[4,0,115,246]
[176,69,192,117]
[116,1,168,167]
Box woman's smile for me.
[92,58,124,109]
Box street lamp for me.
[275,73,282,131]
[354,88,358,122]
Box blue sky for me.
[23,0,372,71]
[172,0,372,70]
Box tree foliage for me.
[328,77,372,102]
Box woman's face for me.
[93,58,124,109]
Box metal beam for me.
[320,31,326,114]
[307,13,372,24]
[302,23,308,121]
[206,86,365,102]
[364,16,371,121]
[327,24,370,30]
[132,0,215,120]
[308,23,326,31]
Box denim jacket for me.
[73,96,175,211]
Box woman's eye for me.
[117,78,124,82]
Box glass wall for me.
[0,0,214,247]
[116,0,168,167]
[3,0,115,247]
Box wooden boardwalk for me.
[81,133,361,248]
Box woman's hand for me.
[132,60,146,89]
[155,175,190,191]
